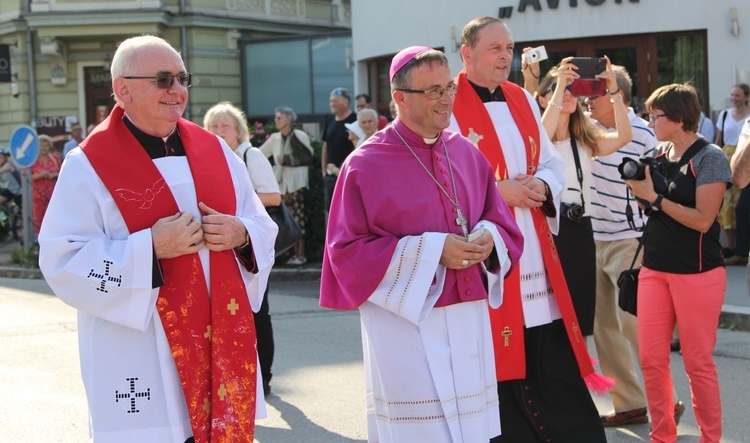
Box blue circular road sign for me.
[10,125,40,168]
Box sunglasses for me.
[123,72,192,89]
[331,88,350,99]
[544,82,572,95]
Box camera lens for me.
[622,162,639,179]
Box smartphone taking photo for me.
[570,57,606,79]
[569,57,607,97]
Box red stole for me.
[453,72,596,383]
[82,105,257,442]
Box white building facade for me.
[350,0,749,118]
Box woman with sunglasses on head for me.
[533,56,632,337]
[626,83,731,443]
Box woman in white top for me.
[534,56,632,336]
[259,107,314,266]
[204,101,281,396]
[714,83,750,264]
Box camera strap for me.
[625,187,645,232]
[569,137,586,209]
[625,137,710,232]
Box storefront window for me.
[245,39,311,117]
[312,36,354,114]
[657,34,706,102]
[244,33,353,118]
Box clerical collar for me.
[423,134,440,145]
[123,115,186,159]
[467,78,505,103]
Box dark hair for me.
[391,50,449,92]
[645,83,701,132]
[355,93,371,103]
[461,17,505,48]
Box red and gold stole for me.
[82,105,257,442]
[453,71,597,384]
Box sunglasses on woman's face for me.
[544,82,572,95]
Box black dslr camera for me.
[617,156,669,202]
[560,202,585,222]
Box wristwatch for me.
[651,194,664,211]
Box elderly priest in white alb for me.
[38,35,277,443]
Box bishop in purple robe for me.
[319,46,523,443]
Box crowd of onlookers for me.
[6,49,748,441]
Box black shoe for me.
[263,380,271,395]
[670,340,681,352]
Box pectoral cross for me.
[456,208,469,238]
[502,326,512,347]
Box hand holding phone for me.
[569,57,608,97]
[570,57,606,79]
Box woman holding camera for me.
[626,84,731,443]
[534,56,632,336]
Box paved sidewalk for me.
[2,238,749,330]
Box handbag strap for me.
[627,235,645,271]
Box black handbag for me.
[617,236,644,316]
[266,202,302,257]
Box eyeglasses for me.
[123,72,192,89]
[649,113,667,123]
[396,83,458,100]
[544,82,572,96]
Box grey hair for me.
[275,106,297,122]
[110,35,180,79]
[357,108,378,121]
[611,65,633,105]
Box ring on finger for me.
[461,259,469,267]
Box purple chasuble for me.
[320,119,523,310]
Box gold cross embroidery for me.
[227,298,240,315]
[218,384,228,401]
[204,325,212,341]
[467,128,484,147]
[203,397,211,414]
[501,326,512,347]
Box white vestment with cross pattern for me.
[39,140,275,442]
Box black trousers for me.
[490,320,606,443]
[553,216,596,336]
[254,283,274,385]
[735,186,750,256]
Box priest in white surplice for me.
[450,17,609,443]
[320,47,524,443]
[38,36,277,443]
